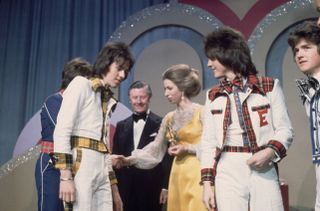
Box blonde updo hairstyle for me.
[162,64,201,98]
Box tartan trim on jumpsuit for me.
[90,77,114,142]
[267,140,287,159]
[52,153,73,170]
[70,136,109,153]
[241,100,257,148]
[64,202,73,211]
[200,168,215,185]
[255,76,287,158]
[71,136,118,184]
[91,78,118,184]
[202,75,286,183]
[73,148,82,176]
[40,140,54,153]
[222,145,267,153]
[251,104,270,111]
[108,171,118,185]
[53,136,117,184]
[208,87,231,145]
[90,77,114,114]
[53,135,104,172]
[222,98,231,144]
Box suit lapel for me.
[123,116,135,152]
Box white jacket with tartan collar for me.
[201,75,294,169]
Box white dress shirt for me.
[133,110,149,149]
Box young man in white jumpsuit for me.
[200,27,293,211]
[53,42,135,211]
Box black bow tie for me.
[133,113,147,122]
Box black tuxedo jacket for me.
[113,112,172,211]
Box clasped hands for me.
[111,154,130,169]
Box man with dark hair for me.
[288,21,320,211]
[112,81,171,211]
[53,42,134,211]
[200,27,293,211]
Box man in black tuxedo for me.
[112,81,171,211]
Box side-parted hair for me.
[288,21,320,56]
[162,64,201,98]
[204,26,257,77]
[61,57,93,89]
[93,42,135,78]
[128,81,152,98]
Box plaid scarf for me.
[220,75,245,93]
[91,78,113,111]
[91,78,114,141]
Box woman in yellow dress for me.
[115,64,206,211]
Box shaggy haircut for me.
[162,64,201,98]
[204,27,257,77]
[93,42,135,79]
[61,57,92,89]
[288,21,320,56]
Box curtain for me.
[0,0,168,165]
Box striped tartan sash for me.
[70,136,109,153]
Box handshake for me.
[111,154,131,169]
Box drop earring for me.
[181,92,185,101]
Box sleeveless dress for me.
[165,106,206,211]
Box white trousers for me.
[215,152,284,211]
[73,148,112,211]
[316,164,320,211]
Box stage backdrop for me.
[0,0,319,210]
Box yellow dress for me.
[165,106,207,211]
